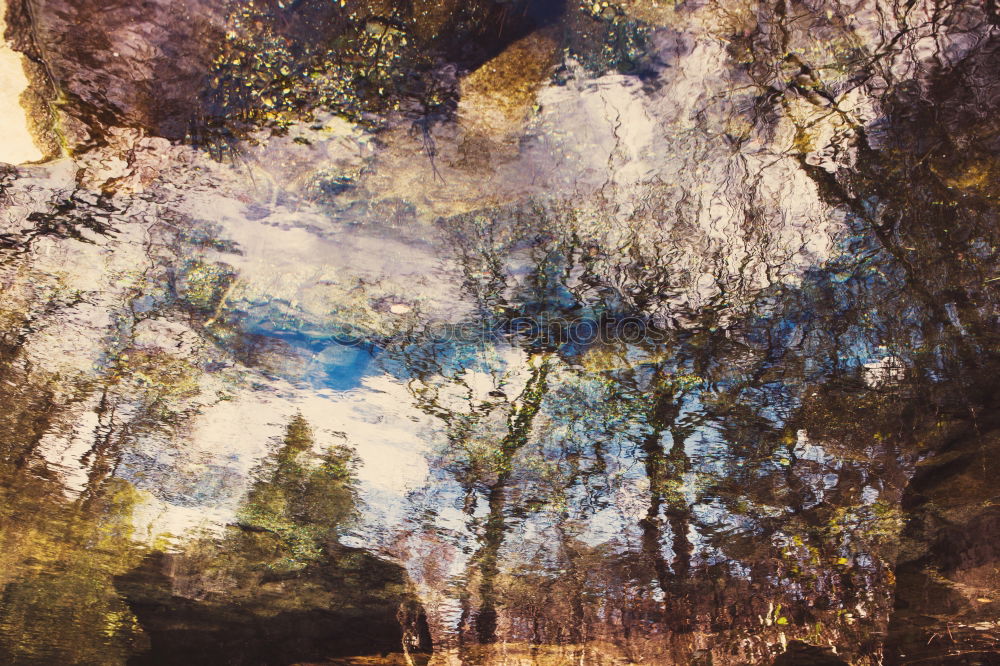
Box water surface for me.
[1,0,999,664]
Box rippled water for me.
[1,0,999,664]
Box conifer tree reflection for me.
[117,414,431,664]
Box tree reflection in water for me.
[0,0,999,663]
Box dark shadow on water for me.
[115,549,431,666]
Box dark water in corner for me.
[0,0,999,664]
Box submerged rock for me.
[3,0,574,150]
[772,641,848,666]
[3,0,227,149]
[116,548,432,665]
[885,427,1000,663]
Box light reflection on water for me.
[1,0,1000,663]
